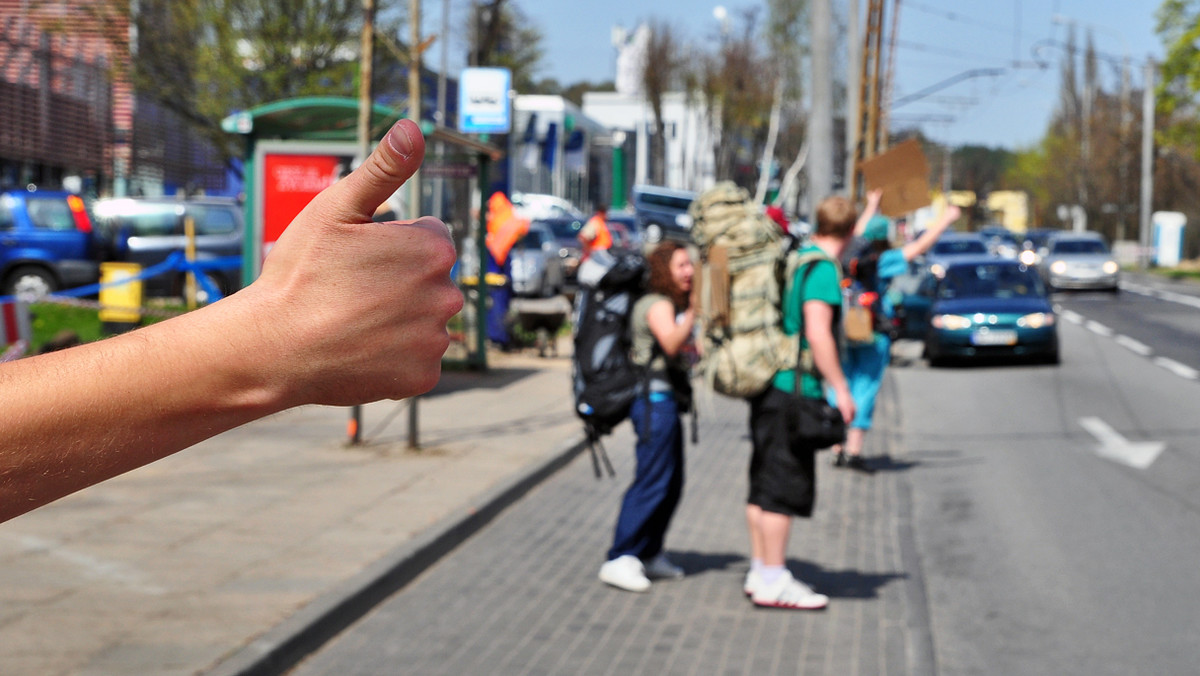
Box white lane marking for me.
[1078,417,1165,470]
[1085,320,1114,337]
[1114,334,1153,356]
[1153,357,1200,380]
[1158,290,1200,310]
[1058,309,1084,324]
[1120,281,1200,310]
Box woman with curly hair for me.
[599,241,696,593]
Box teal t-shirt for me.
[772,244,841,398]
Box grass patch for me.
[24,300,188,353]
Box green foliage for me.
[467,0,544,93]
[85,0,405,168]
[1156,0,1200,156]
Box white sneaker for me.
[750,570,828,610]
[743,569,761,597]
[599,555,651,592]
[644,553,685,580]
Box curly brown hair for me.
[645,241,690,310]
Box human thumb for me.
[309,119,426,224]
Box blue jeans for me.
[836,333,891,430]
[607,395,685,561]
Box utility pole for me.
[853,0,886,197]
[1118,57,1132,243]
[807,0,834,208]
[349,0,376,446]
[845,0,859,193]
[1139,59,1155,270]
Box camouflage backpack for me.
[691,183,796,398]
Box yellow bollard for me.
[99,262,143,334]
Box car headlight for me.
[929,263,946,278]
[1050,261,1067,274]
[1018,249,1038,266]
[1017,312,1055,329]
[1102,260,1119,275]
[932,314,972,330]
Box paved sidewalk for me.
[0,345,584,676]
[289,375,931,676]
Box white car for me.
[511,192,586,221]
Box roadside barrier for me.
[0,252,240,309]
[0,253,240,357]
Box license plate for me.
[971,329,1017,346]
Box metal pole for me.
[349,0,376,446]
[808,0,834,205]
[846,0,860,194]
[408,0,423,450]
[1139,59,1155,270]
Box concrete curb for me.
[205,432,589,676]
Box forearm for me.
[0,292,283,522]
[809,331,847,394]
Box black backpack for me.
[571,248,647,477]
[845,241,895,339]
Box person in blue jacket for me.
[832,199,961,472]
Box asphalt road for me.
[892,272,1200,675]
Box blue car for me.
[0,189,99,298]
[922,257,1059,366]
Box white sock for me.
[759,565,786,585]
[750,558,763,573]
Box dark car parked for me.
[0,189,99,298]
[631,185,696,244]
[92,197,244,299]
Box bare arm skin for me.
[900,205,962,262]
[645,299,695,357]
[0,119,463,523]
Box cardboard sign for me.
[859,139,931,217]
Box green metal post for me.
[612,144,627,210]
[241,135,257,289]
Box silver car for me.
[1040,232,1120,292]
[510,222,566,297]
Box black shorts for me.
[747,386,819,518]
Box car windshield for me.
[939,264,1042,300]
[515,229,549,250]
[1051,239,1108,255]
[932,239,987,255]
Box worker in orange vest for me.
[578,204,612,259]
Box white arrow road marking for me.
[1078,417,1165,470]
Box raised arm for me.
[0,119,463,523]
[899,204,962,262]
[852,189,884,237]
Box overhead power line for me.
[904,0,1013,35]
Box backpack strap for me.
[786,248,841,388]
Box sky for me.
[481,0,1166,151]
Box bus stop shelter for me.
[221,96,501,371]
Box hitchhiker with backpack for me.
[594,241,696,593]
[831,197,961,472]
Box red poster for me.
[261,153,353,256]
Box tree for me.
[696,7,776,188]
[74,0,402,172]
[642,19,683,186]
[466,0,544,93]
